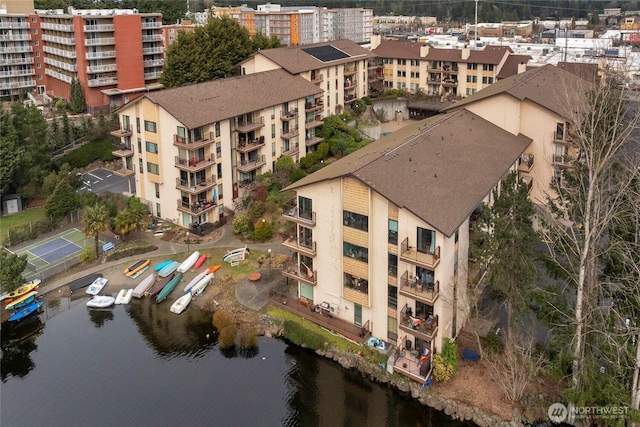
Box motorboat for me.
[177,251,200,274]
[86,277,109,296]
[132,273,156,298]
[170,292,192,314]
[86,296,116,308]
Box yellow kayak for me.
[3,280,41,302]
[5,291,39,311]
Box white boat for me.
[184,271,207,293]
[86,277,109,296]
[190,273,214,296]
[86,296,116,308]
[170,292,192,314]
[177,251,200,274]
[115,289,133,304]
[132,273,156,298]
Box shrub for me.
[251,185,269,202]
[238,324,258,349]
[218,325,237,349]
[275,156,296,173]
[249,200,265,219]
[290,168,307,182]
[433,338,458,382]
[283,319,326,349]
[483,331,504,355]
[307,162,329,174]
[57,137,116,169]
[299,153,317,170]
[255,172,274,190]
[79,247,97,263]
[232,215,250,234]
[315,142,329,159]
[254,219,273,241]
[213,310,236,330]
[361,96,372,105]
[5,217,57,246]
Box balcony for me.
[236,116,265,133]
[428,78,442,85]
[427,64,441,72]
[0,22,29,29]
[344,65,357,76]
[282,143,299,156]
[142,46,164,55]
[400,237,440,269]
[399,271,439,305]
[344,80,357,89]
[310,73,323,84]
[552,154,574,168]
[175,177,216,194]
[88,77,118,87]
[269,290,371,344]
[44,57,77,72]
[0,69,35,77]
[141,21,163,29]
[40,22,72,31]
[42,34,75,45]
[84,24,115,32]
[45,68,72,83]
[144,71,162,80]
[553,130,573,145]
[282,236,316,257]
[305,136,323,147]
[237,136,265,153]
[173,132,214,150]
[0,34,30,41]
[442,65,459,73]
[0,57,33,65]
[305,101,323,112]
[522,176,533,194]
[174,155,215,172]
[111,144,133,157]
[280,109,298,121]
[468,260,487,286]
[237,154,266,173]
[86,50,116,60]
[142,34,164,42]
[0,80,35,89]
[144,59,165,67]
[109,162,135,177]
[400,310,439,341]
[282,264,317,286]
[393,349,433,385]
[344,95,357,104]
[87,63,117,73]
[177,198,217,215]
[305,116,323,129]
[281,127,299,140]
[442,79,458,87]
[0,45,32,53]
[283,206,316,226]
[110,123,133,138]
[517,153,534,173]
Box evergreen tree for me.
[69,78,86,114]
[62,111,71,144]
[45,180,79,220]
[0,250,28,294]
[0,111,23,197]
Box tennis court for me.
[14,228,100,275]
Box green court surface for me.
[14,228,98,271]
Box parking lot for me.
[78,168,135,195]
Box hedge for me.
[58,137,117,169]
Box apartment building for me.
[162,21,196,45]
[445,64,589,205]
[239,40,375,124]
[0,9,36,98]
[273,109,531,384]
[110,69,322,228]
[35,7,164,114]
[213,4,373,46]
[371,35,530,97]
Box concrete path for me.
[38,221,288,313]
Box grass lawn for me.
[0,207,47,235]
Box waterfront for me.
[1,296,475,427]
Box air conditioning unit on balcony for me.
[330,303,340,313]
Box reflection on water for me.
[1,296,476,427]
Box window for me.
[145,141,158,153]
[388,253,398,276]
[482,76,494,84]
[217,163,222,179]
[144,120,156,132]
[139,158,144,173]
[137,138,142,152]
[389,219,398,244]
[156,203,161,217]
[271,124,276,138]
[37,63,41,68]
[146,162,159,174]
[397,70,406,77]
[176,126,186,142]
[271,106,275,120]
[388,285,397,309]
[326,81,330,91]
[410,59,419,66]
[483,64,494,71]
[387,316,398,341]
[354,303,362,326]
[466,75,477,83]
[299,196,312,220]
[33,28,38,34]
[343,210,368,231]
[455,228,459,244]
[327,96,330,107]
[34,40,39,46]
[155,183,160,198]
[417,227,436,254]
[35,51,40,57]
[272,142,276,157]
[345,273,368,295]
[410,71,419,78]
[136,118,140,133]
[467,63,478,70]
[343,242,368,262]
[397,59,406,65]
[466,88,476,95]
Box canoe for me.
[124,259,150,277]
[208,265,221,274]
[115,289,133,304]
[177,251,200,274]
[149,274,174,299]
[191,273,214,296]
[86,277,109,296]
[158,261,180,278]
[129,266,149,280]
[5,291,38,311]
[184,271,207,293]
[154,260,173,271]
[193,254,208,270]
[156,272,183,303]
[3,280,41,302]
[69,273,103,292]
[132,273,156,298]
[8,301,44,322]
[86,296,116,308]
[170,292,192,314]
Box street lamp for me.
[268,248,272,278]
[186,231,190,253]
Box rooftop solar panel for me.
[302,45,350,62]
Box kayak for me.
[191,273,214,296]
[208,265,221,274]
[154,260,172,271]
[193,254,208,270]
[158,261,180,278]
[5,291,39,311]
[8,301,43,322]
[184,271,207,293]
[149,274,174,299]
[3,280,41,302]
[177,251,200,274]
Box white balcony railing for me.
[0,79,36,89]
[43,46,77,59]
[44,57,77,72]
[0,45,32,53]
[0,57,34,65]
[40,22,73,32]
[144,71,161,80]
[42,34,75,45]
[83,24,115,32]
[85,50,116,60]
[87,77,118,87]
[84,37,115,46]
[0,33,31,41]
[86,63,117,73]
[143,59,164,67]
[45,68,73,84]
[142,46,163,55]
[0,68,35,77]
[142,34,164,42]
[141,21,162,29]
[0,22,30,29]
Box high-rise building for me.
[0,1,36,99]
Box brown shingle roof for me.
[372,40,512,64]
[496,54,531,79]
[445,64,590,119]
[143,69,322,129]
[372,41,422,59]
[466,45,512,64]
[254,40,376,75]
[286,109,531,236]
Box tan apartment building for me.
[273,109,531,384]
[370,35,530,98]
[110,69,322,228]
[0,8,36,98]
[445,64,588,205]
[239,40,375,127]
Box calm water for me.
[1,296,475,427]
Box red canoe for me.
[193,254,208,270]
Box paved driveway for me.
[78,168,135,195]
